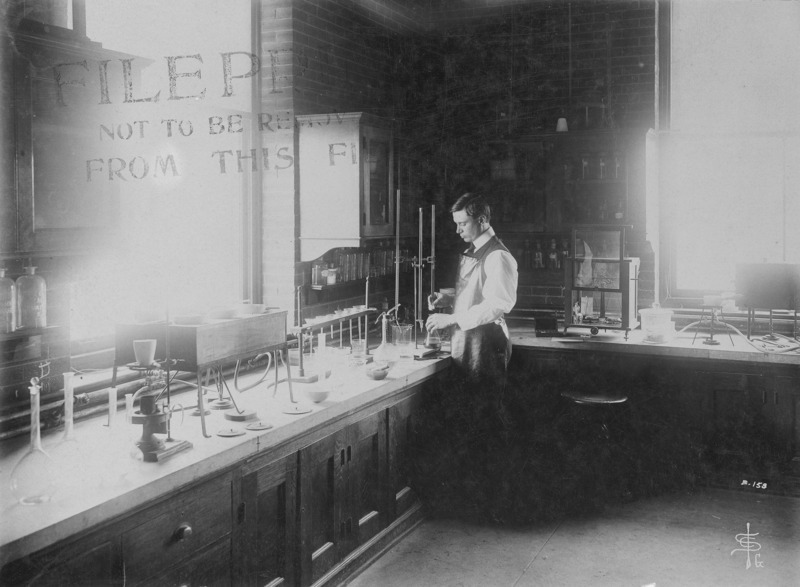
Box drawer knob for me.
[175,524,193,541]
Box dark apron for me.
[449,240,512,384]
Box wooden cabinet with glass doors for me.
[297,112,395,261]
[563,225,639,338]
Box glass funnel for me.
[10,378,58,505]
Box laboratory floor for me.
[345,488,799,587]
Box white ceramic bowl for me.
[366,362,391,380]
[306,388,330,403]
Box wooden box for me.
[168,310,287,372]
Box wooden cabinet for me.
[0,473,232,587]
[297,113,395,261]
[1,374,436,587]
[298,409,388,585]
[693,368,799,479]
[234,452,298,587]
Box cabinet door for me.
[695,370,767,436]
[298,428,348,585]
[361,125,393,237]
[349,410,388,546]
[388,393,422,519]
[297,410,389,586]
[770,376,797,459]
[235,452,298,587]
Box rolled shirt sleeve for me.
[454,249,518,332]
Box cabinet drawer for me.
[123,473,232,583]
[141,537,231,587]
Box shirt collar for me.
[468,226,495,253]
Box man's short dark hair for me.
[450,192,491,223]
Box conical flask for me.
[10,378,58,505]
[372,312,393,363]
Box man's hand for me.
[426,313,455,332]
[428,292,445,310]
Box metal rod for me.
[296,286,305,377]
[430,204,436,296]
[364,316,370,355]
[395,189,401,310]
[413,253,419,348]
[164,307,170,404]
[417,207,424,338]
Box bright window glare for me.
[63,1,254,339]
[663,0,800,296]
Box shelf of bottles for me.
[566,150,628,226]
[309,244,413,290]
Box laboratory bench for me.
[0,355,450,586]
[508,324,800,495]
[3,324,800,585]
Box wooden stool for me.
[561,391,628,440]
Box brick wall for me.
[257,0,418,322]
[256,0,657,318]
[397,0,658,313]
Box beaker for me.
[391,324,414,359]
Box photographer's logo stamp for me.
[731,523,764,570]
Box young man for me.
[426,192,518,381]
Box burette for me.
[413,205,436,346]
[393,190,436,347]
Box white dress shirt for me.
[451,227,518,332]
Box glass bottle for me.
[16,266,47,329]
[10,378,58,505]
[0,267,15,333]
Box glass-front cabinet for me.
[563,225,639,337]
[298,112,394,261]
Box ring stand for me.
[225,409,257,421]
[689,305,736,346]
[282,404,312,415]
[246,421,273,431]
